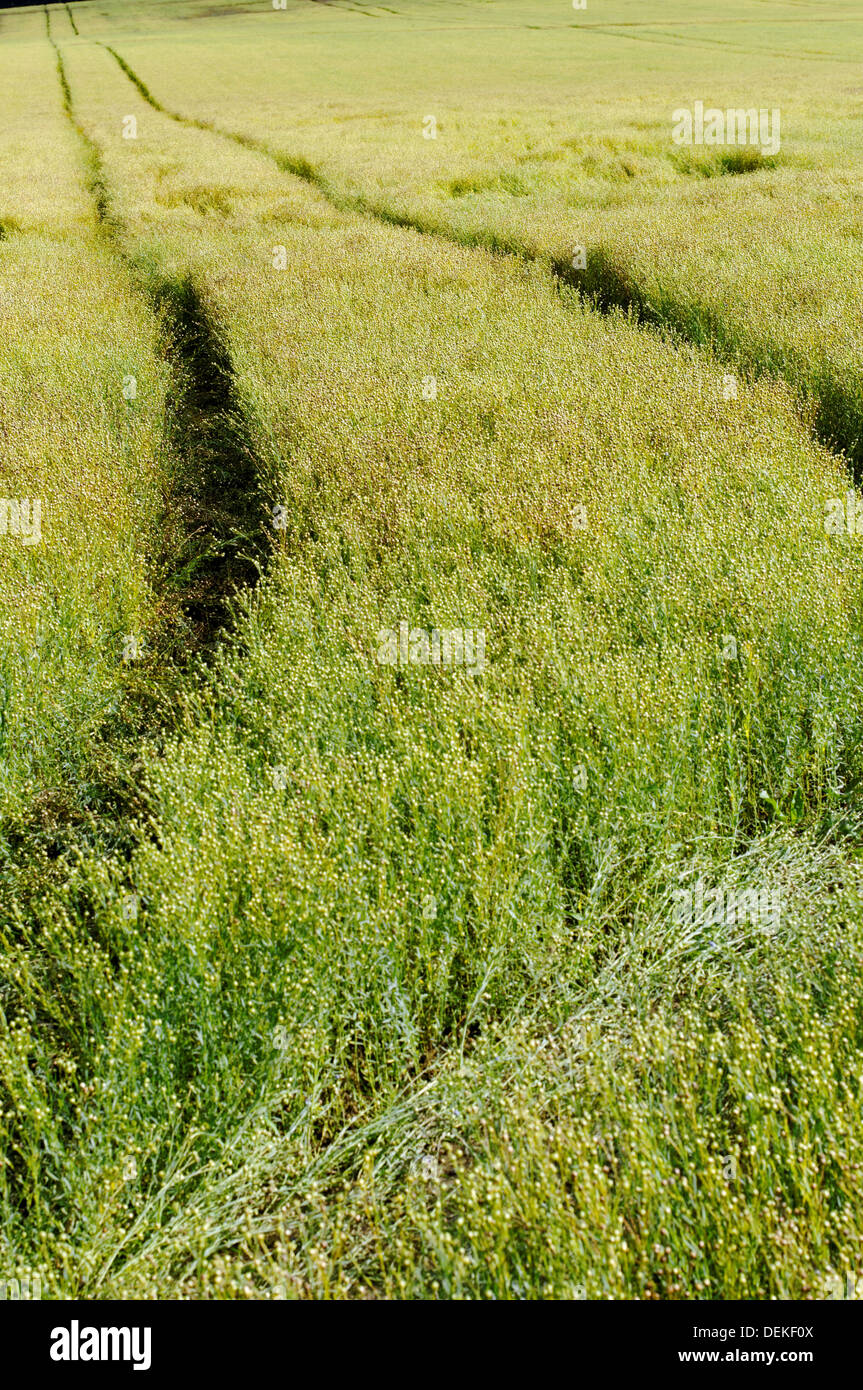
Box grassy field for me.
[1,0,862,1300]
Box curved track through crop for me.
[100,40,863,477]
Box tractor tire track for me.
[101,40,863,475]
[52,36,271,660]
[26,35,274,876]
[581,25,856,66]
[0,29,278,1240]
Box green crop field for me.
[1,0,862,1304]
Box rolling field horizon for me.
[1,0,862,1324]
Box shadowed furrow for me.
[52,37,272,658]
